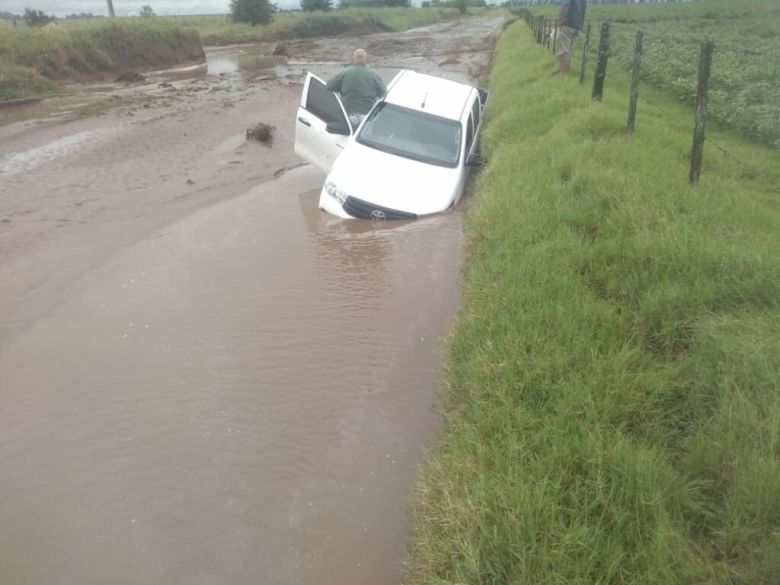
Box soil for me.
[246,122,274,144]
[115,71,147,83]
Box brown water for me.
[0,168,463,584]
[0,15,502,584]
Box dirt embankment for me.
[43,26,205,81]
[1,23,205,101]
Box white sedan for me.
[294,69,489,220]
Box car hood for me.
[327,141,461,216]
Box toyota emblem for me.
[370,209,386,221]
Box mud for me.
[0,14,504,585]
[246,122,274,144]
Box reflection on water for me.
[0,167,464,585]
[206,48,284,79]
[296,189,449,297]
[154,62,208,82]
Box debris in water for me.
[115,71,146,83]
[246,123,274,146]
[273,43,288,57]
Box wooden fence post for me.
[579,23,591,85]
[537,16,545,44]
[689,41,714,184]
[591,22,610,102]
[547,20,553,49]
[552,23,558,54]
[627,30,644,132]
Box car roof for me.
[383,70,474,122]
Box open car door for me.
[294,72,352,173]
[477,87,490,111]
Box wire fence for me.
[512,8,777,183]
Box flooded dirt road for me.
[0,15,502,585]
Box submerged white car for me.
[294,69,489,220]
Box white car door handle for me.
[298,117,311,127]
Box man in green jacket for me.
[326,48,386,128]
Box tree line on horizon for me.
[2,0,477,30]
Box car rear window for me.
[356,103,461,168]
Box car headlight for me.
[324,181,349,205]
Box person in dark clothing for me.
[326,48,386,128]
[554,0,587,75]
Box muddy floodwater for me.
[0,15,502,585]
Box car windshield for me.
[356,103,462,168]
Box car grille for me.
[342,196,418,220]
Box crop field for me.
[529,0,780,149]
[405,14,780,585]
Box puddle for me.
[201,48,286,79]
[151,62,208,82]
[0,166,464,584]
[0,15,503,585]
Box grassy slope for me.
[0,19,203,101]
[0,8,464,102]
[406,18,780,585]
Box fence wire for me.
[515,8,780,153]
[514,12,778,181]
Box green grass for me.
[526,0,780,148]
[0,19,203,100]
[405,18,780,585]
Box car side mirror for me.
[326,121,351,136]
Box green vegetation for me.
[230,0,276,27]
[23,8,56,27]
[529,0,780,148]
[0,8,460,102]
[406,18,780,585]
[301,0,334,11]
[0,19,203,101]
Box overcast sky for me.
[1,0,302,16]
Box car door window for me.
[305,77,347,126]
[465,114,475,155]
[471,98,480,129]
